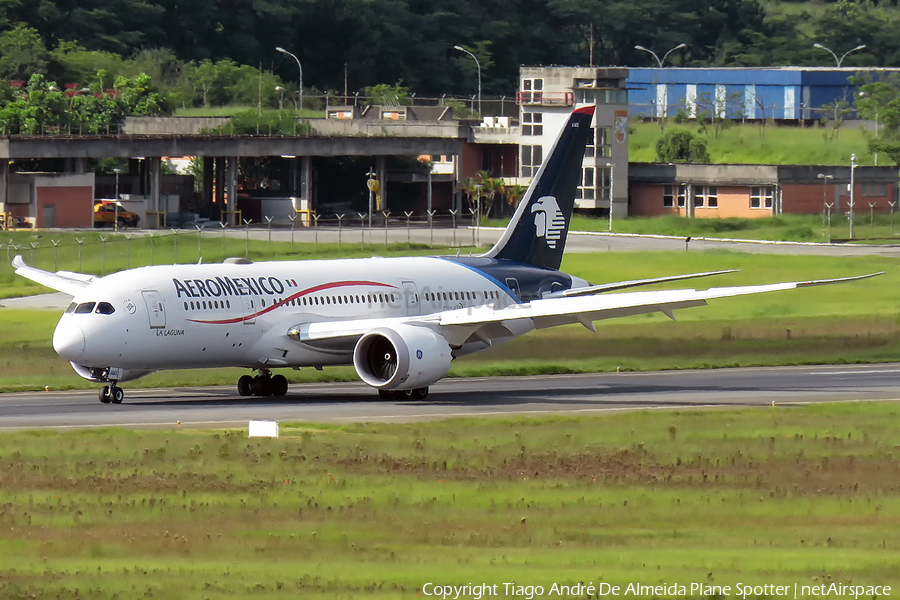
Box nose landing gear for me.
[237,369,288,397]
[99,384,124,404]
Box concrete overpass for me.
[0,117,469,227]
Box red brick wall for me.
[37,186,93,228]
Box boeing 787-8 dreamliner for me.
[14,106,880,403]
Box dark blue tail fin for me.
[484,105,595,270]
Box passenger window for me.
[95,302,115,315]
[74,302,96,314]
[65,302,76,314]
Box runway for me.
[2,364,899,430]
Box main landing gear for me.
[378,387,429,400]
[99,383,124,404]
[237,368,288,397]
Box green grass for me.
[629,121,876,166]
[0,229,473,297]
[482,213,900,243]
[0,250,897,392]
[1,402,899,598]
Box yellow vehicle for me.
[93,202,140,228]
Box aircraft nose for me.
[53,323,85,360]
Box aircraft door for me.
[142,291,166,329]
[505,278,521,301]
[402,281,420,316]
[242,296,256,325]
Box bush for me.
[655,127,711,163]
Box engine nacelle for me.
[353,325,452,390]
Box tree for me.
[362,83,412,106]
[0,24,48,80]
[655,128,711,163]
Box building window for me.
[522,111,543,136]
[750,186,774,209]
[521,145,543,177]
[663,185,674,208]
[863,183,887,197]
[677,184,687,207]
[584,128,596,158]
[522,78,544,104]
[598,127,611,158]
[692,186,718,208]
[692,186,704,207]
[576,167,595,200]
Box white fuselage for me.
[52,256,526,376]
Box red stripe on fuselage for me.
[185,280,396,325]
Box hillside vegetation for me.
[630,121,877,165]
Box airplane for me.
[14,105,882,404]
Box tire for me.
[251,375,272,396]
[99,385,111,403]
[110,387,124,404]
[377,389,393,400]
[397,389,414,400]
[117,218,126,228]
[412,387,429,400]
[271,374,288,397]
[237,375,253,396]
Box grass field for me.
[0,249,896,392]
[482,213,900,243]
[1,402,898,598]
[629,121,875,166]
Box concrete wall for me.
[310,119,467,139]
[123,117,231,135]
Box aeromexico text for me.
[173,277,287,298]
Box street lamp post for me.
[634,43,687,67]
[113,168,121,233]
[453,45,481,117]
[812,43,866,67]
[275,47,303,111]
[850,153,857,239]
[605,162,615,232]
[858,91,879,165]
[817,173,833,231]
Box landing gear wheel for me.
[397,389,414,400]
[99,385,111,403]
[412,387,429,400]
[237,375,253,396]
[271,374,288,397]
[110,386,124,404]
[377,389,393,400]
[251,375,272,396]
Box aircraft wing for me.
[288,272,883,347]
[12,255,97,296]
[543,269,739,298]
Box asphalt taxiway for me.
[1,364,898,430]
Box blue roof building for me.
[626,67,894,121]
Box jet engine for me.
[353,325,452,390]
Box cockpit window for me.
[95,302,115,315]
[74,302,96,314]
[65,302,76,314]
